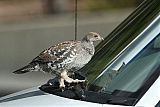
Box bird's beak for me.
[101,37,104,41]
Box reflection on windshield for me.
[90,15,160,93]
[105,35,160,92]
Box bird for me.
[13,32,103,88]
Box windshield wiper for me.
[106,90,137,105]
[107,96,136,106]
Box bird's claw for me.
[74,79,85,83]
[59,86,65,92]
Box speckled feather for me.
[33,41,78,63]
[32,41,80,72]
[13,32,103,77]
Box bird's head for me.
[82,32,104,42]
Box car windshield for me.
[89,16,160,93]
[39,0,160,106]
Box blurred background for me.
[0,0,143,97]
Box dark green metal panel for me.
[78,0,160,83]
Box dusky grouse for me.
[13,32,103,88]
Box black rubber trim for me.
[155,100,160,107]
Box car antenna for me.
[74,0,78,40]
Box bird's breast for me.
[69,49,93,69]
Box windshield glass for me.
[39,0,159,106]
[89,16,160,93]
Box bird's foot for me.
[70,79,85,83]
[63,76,86,84]
[59,86,65,92]
[60,70,85,83]
[59,78,85,92]
[59,70,86,91]
[59,78,85,87]
[59,83,65,89]
[59,78,65,91]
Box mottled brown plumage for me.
[13,32,103,88]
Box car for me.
[0,0,160,106]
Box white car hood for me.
[0,87,127,107]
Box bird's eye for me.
[94,35,98,37]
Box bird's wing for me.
[32,41,80,64]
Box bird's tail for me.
[13,63,37,74]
